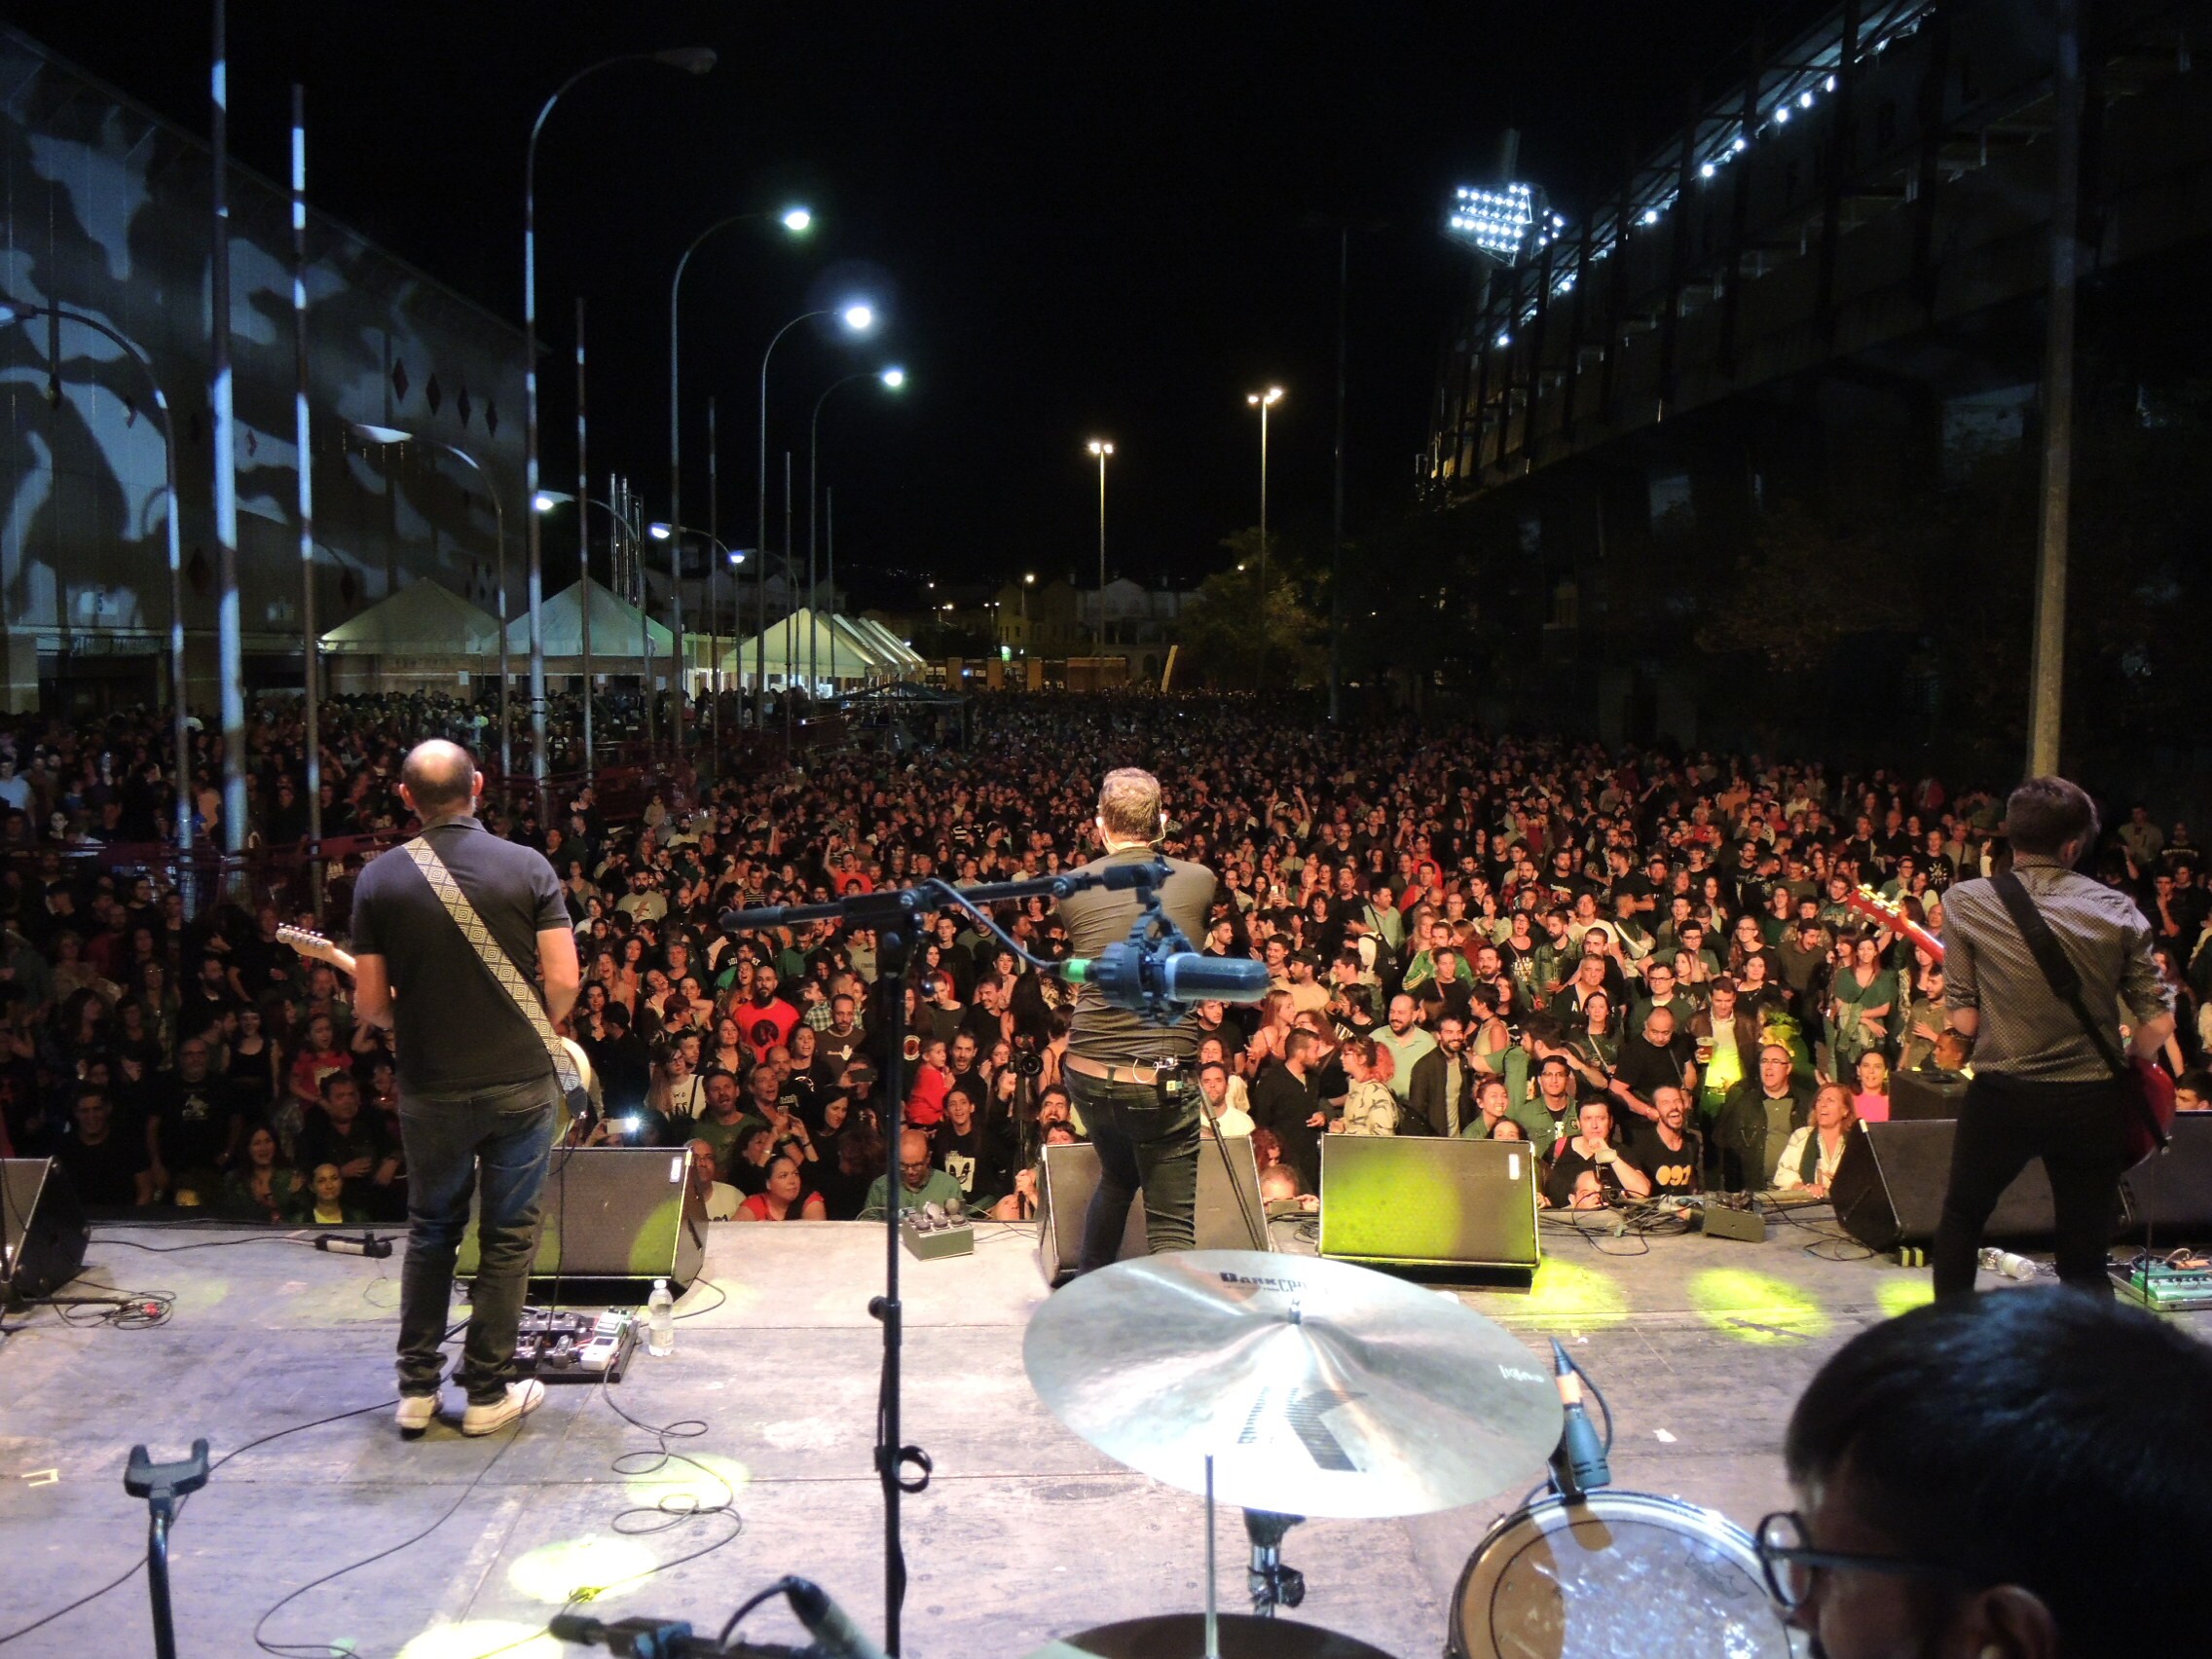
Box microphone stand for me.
[721,861,1168,1657]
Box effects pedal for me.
[516,1308,639,1382]
[2113,1257,2212,1312]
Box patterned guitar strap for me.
[402,837,585,1111]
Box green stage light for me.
[1688,1267,1832,1346]
[1877,1275,1936,1320]
[1523,1258,1633,1326]
[508,1535,659,1605]
[395,1618,561,1659]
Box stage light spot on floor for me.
[1689,1268,1831,1343]
[623,1450,751,1511]
[508,1535,657,1604]
[1525,1259,1632,1324]
[1876,1276,1936,1318]
[394,1618,560,1659]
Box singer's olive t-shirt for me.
[1056,848,1217,1066]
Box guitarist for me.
[1934,777,2174,1298]
[349,740,581,1438]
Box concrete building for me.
[0,24,524,716]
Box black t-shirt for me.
[1629,1123,1701,1195]
[1250,1065,1322,1193]
[1614,1033,1690,1102]
[351,818,568,1096]
[56,1129,148,1207]
[149,1071,240,1172]
[1544,1140,1634,1208]
[933,1119,1008,1205]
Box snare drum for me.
[1450,1490,1795,1658]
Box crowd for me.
[0,695,2205,1233]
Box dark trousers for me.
[1070,1071,1201,1272]
[1933,1072,2124,1298]
[395,1078,557,1403]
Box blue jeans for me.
[396,1078,557,1404]
[1070,1071,1201,1272]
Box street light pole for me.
[812,366,904,702]
[1245,386,1284,690]
[576,295,591,784]
[349,425,507,777]
[758,302,875,723]
[526,47,714,814]
[289,85,321,898]
[1086,440,1113,678]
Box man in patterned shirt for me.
[1934,777,2174,1297]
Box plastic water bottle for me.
[1977,1247,2039,1281]
[646,1278,675,1355]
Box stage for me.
[3,1211,2181,1658]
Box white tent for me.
[723,608,906,689]
[504,579,675,670]
[319,579,504,692]
[853,614,926,674]
[320,579,502,655]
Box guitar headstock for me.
[276,923,345,968]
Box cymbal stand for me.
[1244,1508,1307,1617]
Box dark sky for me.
[8,0,1778,602]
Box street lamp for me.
[1245,385,1283,689]
[525,46,714,814]
[1086,440,1113,676]
[757,302,877,722]
[811,365,905,696]
[0,300,191,854]
[669,204,810,761]
[350,423,512,781]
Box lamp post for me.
[350,424,510,779]
[1086,440,1113,679]
[757,302,875,723]
[1245,385,1283,689]
[525,46,714,813]
[1021,571,1035,670]
[670,206,809,761]
[811,366,903,698]
[0,300,190,856]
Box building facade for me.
[0,24,525,716]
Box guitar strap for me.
[402,837,584,1105]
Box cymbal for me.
[1023,1250,1562,1518]
[1028,1612,1395,1658]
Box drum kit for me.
[1022,1250,1796,1659]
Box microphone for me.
[1058,948,1270,1013]
[1082,858,1172,893]
[1547,1338,1610,1500]
[784,1577,885,1659]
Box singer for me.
[1058,766,1217,1271]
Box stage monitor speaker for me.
[1036,1136,1268,1285]
[458,1147,706,1291]
[1317,1136,1539,1274]
[1889,1071,1969,1122]
[2121,1112,2212,1237]
[1829,1121,2056,1252]
[1,1158,88,1303]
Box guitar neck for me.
[276,926,356,979]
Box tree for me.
[1177,528,1324,688]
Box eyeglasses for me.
[1753,1511,1969,1611]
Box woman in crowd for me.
[1827,934,1896,1073]
[219,1124,307,1223]
[1564,989,1620,1093]
[737,1154,828,1222]
[1773,1084,1860,1199]
[1854,1050,1893,1123]
[1331,1037,1397,1136]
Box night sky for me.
[9,0,1776,602]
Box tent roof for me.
[724,608,907,676]
[853,613,925,670]
[319,579,502,655]
[505,579,674,657]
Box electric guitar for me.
[1840,886,1944,962]
[277,924,594,1113]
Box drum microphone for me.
[1057,946,1271,1011]
[1548,1339,1611,1500]
[783,1576,885,1659]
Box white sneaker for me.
[395,1393,440,1437]
[461,1378,545,1437]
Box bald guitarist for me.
[347,740,580,1439]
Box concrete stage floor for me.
[5,1209,2195,1658]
